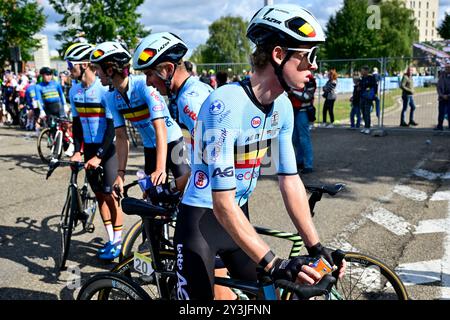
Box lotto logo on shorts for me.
[251,116,262,128]
[194,170,209,189]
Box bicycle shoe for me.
[97,241,113,256]
[98,242,122,260]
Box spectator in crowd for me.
[321,68,337,128]
[435,62,450,131]
[3,72,19,125]
[184,61,198,78]
[359,66,377,134]
[199,69,210,85]
[288,73,317,174]
[350,76,361,129]
[216,71,228,88]
[208,69,217,88]
[400,67,418,127]
[372,67,381,120]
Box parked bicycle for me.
[46,159,98,270]
[37,116,74,164]
[77,182,408,300]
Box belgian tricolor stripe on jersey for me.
[74,102,105,118]
[234,139,271,169]
[119,104,150,122]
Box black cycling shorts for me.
[144,137,190,179]
[44,102,62,117]
[83,143,117,194]
[173,202,257,300]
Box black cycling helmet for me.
[40,67,53,75]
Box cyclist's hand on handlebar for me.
[306,243,346,280]
[112,175,124,199]
[269,256,322,285]
[70,152,82,163]
[85,156,102,170]
[146,182,180,204]
[150,169,167,186]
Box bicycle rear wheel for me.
[59,187,77,270]
[329,252,408,300]
[37,128,54,163]
[77,273,151,300]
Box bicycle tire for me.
[77,272,151,300]
[324,252,408,300]
[37,128,54,163]
[120,219,144,260]
[102,250,177,300]
[52,130,63,160]
[59,186,77,270]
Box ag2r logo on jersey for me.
[209,100,225,115]
[194,170,209,189]
[212,166,234,178]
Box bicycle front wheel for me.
[101,250,177,300]
[330,252,409,300]
[37,128,54,163]
[77,273,151,300]
[120,219,145,260]
[51,130,63,160]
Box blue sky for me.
[39,0,450,57]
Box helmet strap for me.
[156,63,179,121]
[270,50,294,92]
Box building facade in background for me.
[33,34,51,70]
[404,0,441,42]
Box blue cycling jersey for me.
[25,84,38,109]
[69,78,112,144]
[35,80,66,109]
[182,80,298,209]
[171,76,213,160]
[107,75,182,148]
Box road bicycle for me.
[77,182,408,300]
[37,116,74,164]
[46,159,98,270]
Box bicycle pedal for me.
[84,223,95,233]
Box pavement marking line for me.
[430,191,450,201]
[414,219,450,234]
[396,260,442,286]
[366,207,412,236]
[393,185,428,202]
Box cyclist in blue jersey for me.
[132,32,240,299]
[35,67,66,120]
[89,42,189,196]
[24,80,39,131]
[168,4,345,300]
[64,43,124,260]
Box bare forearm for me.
[279,175,320,247]
[116,136,129,173]
[154,123,168,171]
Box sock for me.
[103,219,114,242]
[113,225,123,244]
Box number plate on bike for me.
[133,252,154,276]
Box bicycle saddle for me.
[305,183,345,196]
[121,197,170,218]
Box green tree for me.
[49,0,150,56]
[437,13,450,40]
[324,0,418,61]
[0,0,46,67]
[191,16,251,64]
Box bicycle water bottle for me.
[136,170,152,192]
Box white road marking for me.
[393,185,428,202]
[414,219,450,234]
[366,208,412,236]
[431,191,450,201]
[413,169,442,181]
[396,260,442,286]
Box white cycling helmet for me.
[247,4,325,46]
[90,41,131,66]
[63,43,94,62]
[132,32,188,70]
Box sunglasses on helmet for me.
[286,46,318,66]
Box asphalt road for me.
[0,124,449,300]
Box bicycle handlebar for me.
[275,274,336,300]
[46,159,103,180]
